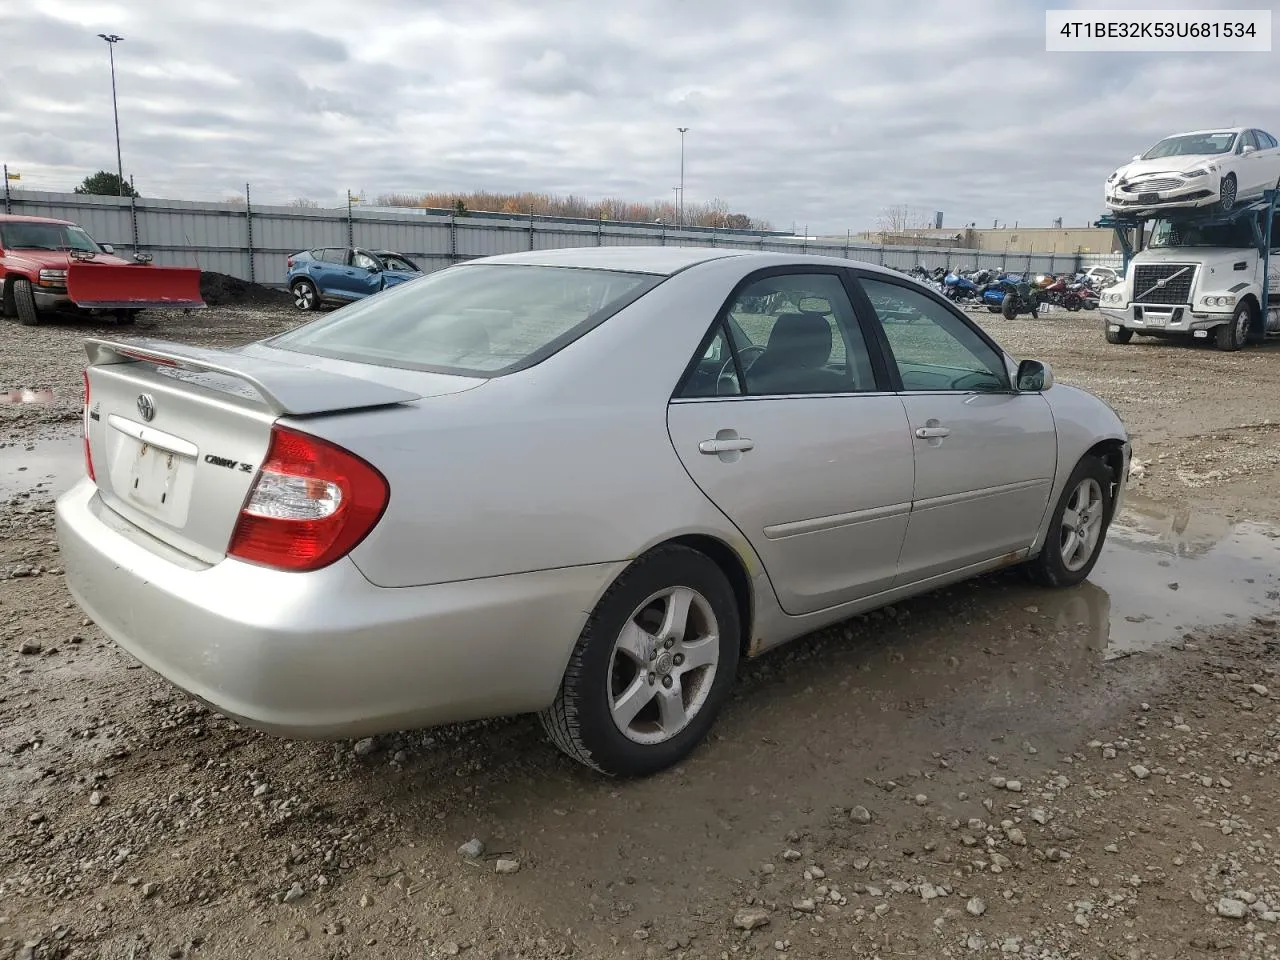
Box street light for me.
[98,33,124,197]
[677,127,688,227]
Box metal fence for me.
[4,188,1113,286]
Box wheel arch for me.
[1083,438,1128,519]
[622,533,757,658]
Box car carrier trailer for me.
[1094,189,1278,351]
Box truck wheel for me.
[1217,173,1237,213]
[12,278,40,326]
[1215,302,1251,351]
[1104,324,1133,344]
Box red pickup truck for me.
[1,213,204,326]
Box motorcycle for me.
[979,274,1043,319]
[1037,275,1087,311]
[942,270,983,302]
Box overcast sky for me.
[1,0,1276,233]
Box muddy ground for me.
[2,304,1280,960]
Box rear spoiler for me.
[83,337,423,417]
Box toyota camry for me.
[55,246,1130,777]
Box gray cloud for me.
[1,0,1276,231]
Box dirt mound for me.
[198,271,292,307]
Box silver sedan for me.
[55,247,1130,777]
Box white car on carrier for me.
[1105,128,1280,216]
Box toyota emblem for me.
[136,393,156,422]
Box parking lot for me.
[4,303,1280,959]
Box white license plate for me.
[127,441,191,522]
[1143,314,1168,328]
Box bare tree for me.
[288,197,321,209]
[875,204,931,235]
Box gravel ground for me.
[2,304,1280,959]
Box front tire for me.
[1025,455,1115,588]
[1215,301,1250,351]
[1218,173,1237,213]
[539,545,741,777]
[12,277,40,326]
[1105,324,1133,344]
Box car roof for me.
[467,245,923,281]
[1160,127,1246,138]
[0,214,77,225]
[472,246,750,275]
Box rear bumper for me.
[55,478,622,738]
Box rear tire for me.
[1105,325,1133,344]
[539,545,741,777]
[115,309,138,326]
[12,277,40,326]
[1025,455,1115,588]
[1001,293,1018,320]
[291,278,320,311]
[1215,302,1250,351]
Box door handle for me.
[915,426,951,439]
[699,437,755,454]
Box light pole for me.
[98,33,124,197]
[677,127,688,227]
[672,186,680,219]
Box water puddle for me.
[0,387,56,405]
[1055,493,1280,657]
[0,435,84,499]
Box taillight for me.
[227,425,389,572]
[287,257,294,268]
[82,370,95,482]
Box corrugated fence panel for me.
[4,189,1099,286]
[455,222,523,257]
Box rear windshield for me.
[268,263,662,376]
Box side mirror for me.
[1132,154,1142,161]
[101,243,114,254]
[1242,144,1257,155]
[1016,358,1054,392]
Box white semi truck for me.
[1097,190,1279,351]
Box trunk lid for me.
[82,337,477,564]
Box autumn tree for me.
[371,190,771,230]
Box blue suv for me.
[285,247,422,311]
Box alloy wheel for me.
[608,586,720,745]
[1060,477,1105,572]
